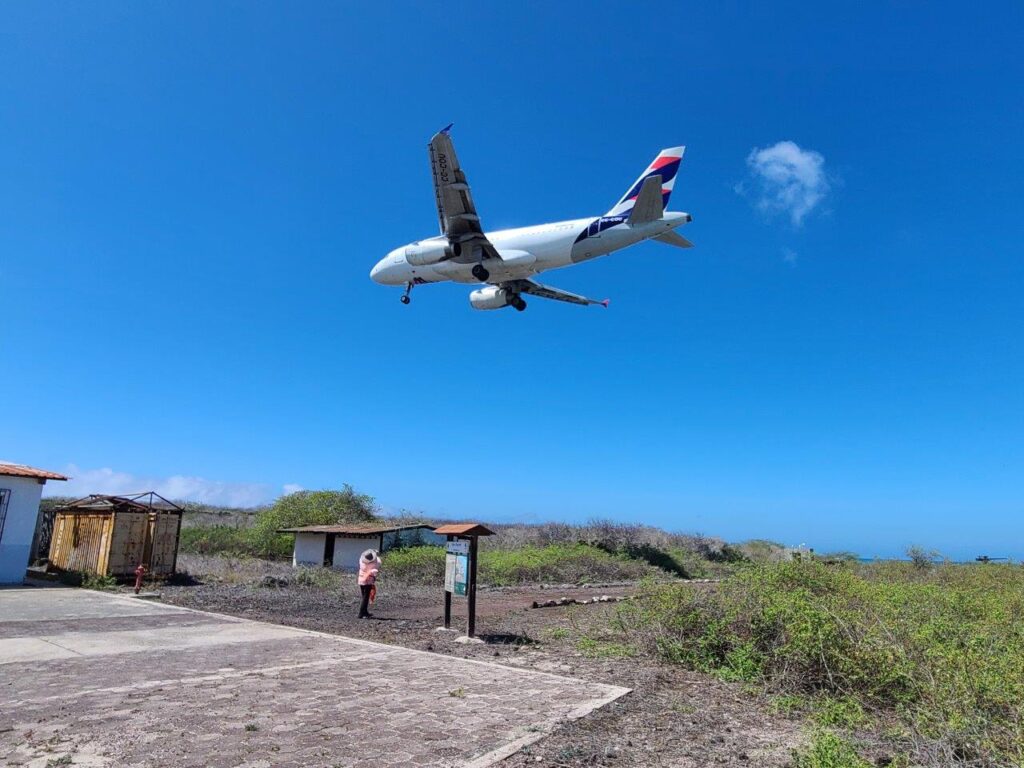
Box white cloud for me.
[282,483,304,496]
[742,140,830,226]
[45,464,297,508]
[782,247,799,266]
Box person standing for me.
[357,549,381,619]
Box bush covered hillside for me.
[174,486,792,583]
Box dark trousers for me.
[359,584,373,617]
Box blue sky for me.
[3,2,1022,559]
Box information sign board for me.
[444,549,469,595]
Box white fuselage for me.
[370,210,691,286]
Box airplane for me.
[370,125,694,311]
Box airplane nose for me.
[370,260,385,283]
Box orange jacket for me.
[358,551,381,586]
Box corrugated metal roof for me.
[433,523,496,537]
[277,523,436,535]
[0,463,68,481]
[57,493,183,514]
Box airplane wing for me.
[428,125,501,263]
[505,279,610,308]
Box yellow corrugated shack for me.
[48,492,183,577]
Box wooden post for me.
[444,535,453,630]
[468,535,479,638]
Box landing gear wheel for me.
[400,295,410,305]
[472,264,490,282]
[512,297,527,312]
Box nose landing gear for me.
[400,283,413,304]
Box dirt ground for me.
[158,563,808,767]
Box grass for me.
[791,730,872,768]
[610,559,1024,766]
[290,566,344,589]
[81,572,117,591]
[576,637,636,658]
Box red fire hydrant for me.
[134,563,147,594]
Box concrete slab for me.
[0,588,628,767]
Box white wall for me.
[292,528,446,572]
[0,476,45,584]
[331,537,374,572]
[292,532,326,566]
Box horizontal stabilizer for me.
[653,231,694,249]
[627,175,665,226]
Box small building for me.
[0,462,68,584]
[278,524,446,570]
[48,493,184,577]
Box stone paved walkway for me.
[0,588,628,767]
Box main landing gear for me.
[400,283,413,304]
[511,295,527,312]
[471,264,490,281]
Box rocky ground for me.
[150,556,808,767]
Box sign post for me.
[434,523,495,639]
[468,535,479,638]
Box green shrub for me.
[291,567,343,589]
[612,560,1024,766]
[381,546,445,584]
[382,543,657,586]
[594,541,690,578]
[813,697,867,729]
[480,544,652,585]
[247,486,378,559]
[179,525,253,556]
[81,572,117,591]
[792,730,871,768]
[179,486,378,560]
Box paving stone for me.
[0,588,627,767]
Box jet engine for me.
[469,285,512,310]
[405,241,458,266]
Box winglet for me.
[440,122,454,135]
[601,299,610,308]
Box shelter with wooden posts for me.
[48,493,183,577]
[278,523,446,570]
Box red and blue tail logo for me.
[605,146,685,218]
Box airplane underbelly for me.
[434,261,537,284]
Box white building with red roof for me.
[0,462,67,583]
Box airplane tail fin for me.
[606,146,685,218]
